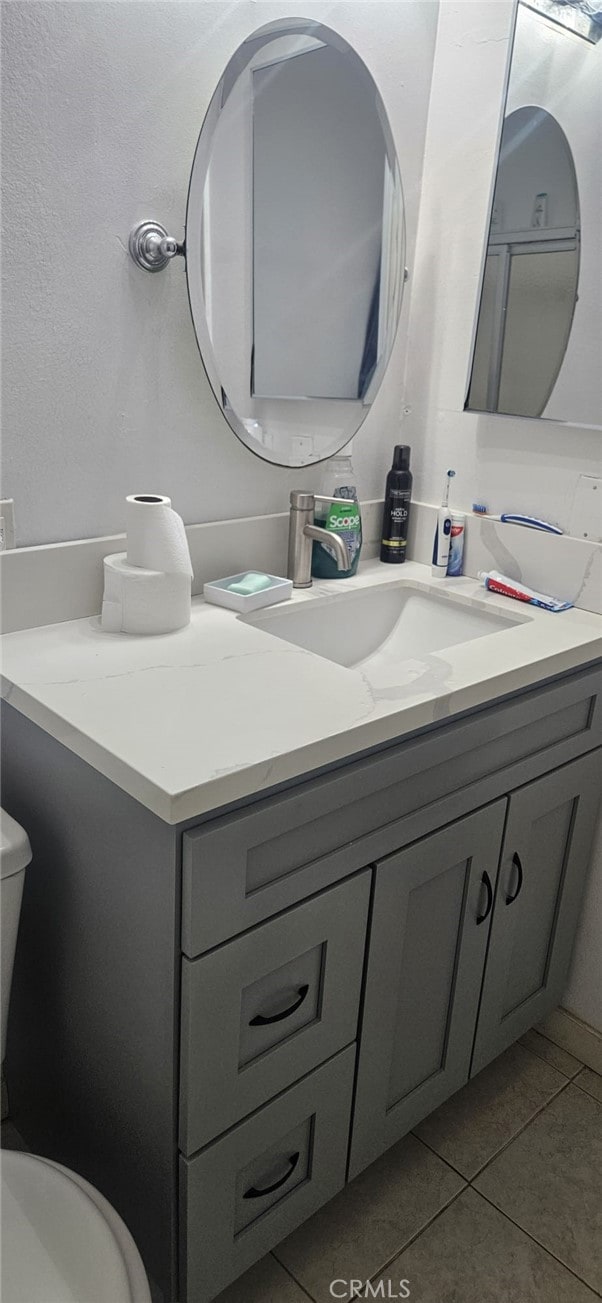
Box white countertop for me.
[2,560,601,824]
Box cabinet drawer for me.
[180,1045,355,1303]
[182,666,602,955]
[180,871,370,1153]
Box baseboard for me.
[538,1007,602,1075]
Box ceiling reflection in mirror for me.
[185,20,406,466]
[466,0,602,427]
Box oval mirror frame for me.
[185,18,406,467]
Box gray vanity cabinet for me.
[471,751,602,1074]
[3,665,601,1303]
[349,801,507,1179]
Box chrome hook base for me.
[128,221,184,272]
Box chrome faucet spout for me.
[303,524,348,568]
[287,491,349,588]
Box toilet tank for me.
[1,809,32,1061]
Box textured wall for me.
[0,0,438,545]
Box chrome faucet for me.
[287,491,349,588]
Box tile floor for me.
[2,1031,600,1302]
[217,1033,602,1303]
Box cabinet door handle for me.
[249,984,309,1027]
[242,1151,300,1200]
[476,871,493,925]
[506,852,524,905]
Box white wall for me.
[0,0,438,545]
[404,0,602,1034]
[402,0,602,529]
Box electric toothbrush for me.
[432,469,455,577]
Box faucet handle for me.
[289,490,315,510]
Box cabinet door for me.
[349,801,507,1180]
[472,749,602,1076]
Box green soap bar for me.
[228,572,273,596]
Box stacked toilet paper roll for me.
[101,495,193,635]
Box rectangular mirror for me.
[465,0,602,428]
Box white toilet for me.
[1,808,152,1303]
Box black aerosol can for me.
[380,445,413,563]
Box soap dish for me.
[203,573,293,613]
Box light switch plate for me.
[569,477,602,543]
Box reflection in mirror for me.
[466,0,602,427]
[186,20,405,466]
[468,107,580,418]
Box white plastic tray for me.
[203,573,293,614]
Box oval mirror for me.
[186,19,406,467]
[467,105,580,419]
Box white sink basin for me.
[244,582,522,671]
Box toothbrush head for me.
[472,502,488,514]
[442,468,456,508]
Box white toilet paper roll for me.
[125,495,193,577]
[101,554,191,635]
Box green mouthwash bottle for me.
[311,454,362,580]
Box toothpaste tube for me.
[478,571,573,612]
[447,512,466,576]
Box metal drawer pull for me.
[506,852,524,905]
[243,1151,300,1200]
[249,984,309,1027]
[476,871,493,925]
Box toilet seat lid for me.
[1,1151,134,1303]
